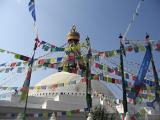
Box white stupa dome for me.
[35,72,80,86]
[28,72,116,112]
[30,72,114,97]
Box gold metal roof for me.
[67,25,80,41]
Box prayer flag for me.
[20,66,32,101]
[28,0,36,22]
[128,45,151,99]
[20,39,37,101]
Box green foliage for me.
[91,105,117,120]
[91,105,108,120]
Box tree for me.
[91,105,108,120]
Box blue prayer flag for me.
[128,45,152,99]
[28,0,36,22]
[57,57,63,62]
[135,45,151,86]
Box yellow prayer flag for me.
[23,61,28,65]
[50,58,55,63]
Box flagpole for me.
[86,37,92,113]
[119,34,128,115]
[22,1,37,119]
[21,38,38,120]
[146,34,160,102]
[23,53,35,120]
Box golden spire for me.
[67,25,80,41]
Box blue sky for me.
[0,0,160,91]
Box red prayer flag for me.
[127,46,133,52]
[10,62,16,67]
[95,63,100,68]
[38,59,45,65]
[68,56,75,60]
[156,42,160,49]
[112,78,115,83]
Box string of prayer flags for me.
[0,65,37,74]
[0,48,32,63]
[90,73,133,87]
[35,56,83,67]
[94,41,160,59]
[94,62,156,86]
[91,73,157,90]
[14,54,30,62]
[41,41,65,52]
[0,58,63,73]
[0,61,27,69]
[51,46,65,52]
[0,80,78,91]
[0,108,89,119]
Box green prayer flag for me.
[76,56,81,60]
[15,54,21,59]
[42,44,50,51]
[59,47,65,51]
[99,64,103,69]
[108,77,112,83]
